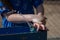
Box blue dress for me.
[0,0,43,32]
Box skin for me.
[33,4,46,31]
[6,4,44,22]
[3,4,46,31]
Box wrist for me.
[32,18,41,23]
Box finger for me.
[40,24,45,30]
[33,23,37,27]
[34,23,40,31]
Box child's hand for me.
[33,22,45,31]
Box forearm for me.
[6,4,44,22]
[7,14,42,22]
[36,4,44,16]
[36,4,45,22]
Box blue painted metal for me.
[0,27,47,40]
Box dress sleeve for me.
[0,1,9,15]
[32,0,44,8]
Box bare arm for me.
[6,4,44,23]
[36,4,44,16]
[6,14,42,22]
[36,4,45,22]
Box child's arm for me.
[6,13,42,22]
